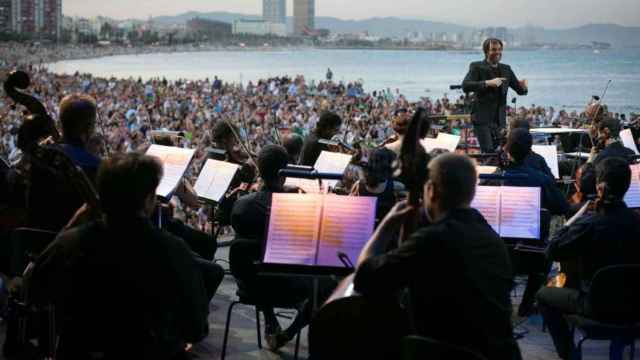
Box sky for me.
[62,0,640,29]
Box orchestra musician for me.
[499,129,570,316]
[589,116,636,165]
[350,147,397,227]
[230,145,333,350]
[463,38,528,154]
[281,133,304,165]
[27,94,101,233]
[354,153,522,360]
[299,111,343,166]
[537,157,640,360]
[382,108,410,157]
[29,153,210,359]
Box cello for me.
[308,109,431,360]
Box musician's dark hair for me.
[59,94,97,145]
[429,153,477,209]
[97,153,163,218]
[596,157,631,201]
[282,134,304,163]
[316,111,342,138]
[363,148,396,187]
[212,120,238,145]
[258,144,289,185]
[597,117,622,138]
[505,128,532,163]
[483,38,504,55]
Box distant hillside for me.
[149,12,640,47]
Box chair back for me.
[588,264,640,324]
[229,237,261,282]
[402,335,488,360]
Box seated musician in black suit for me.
[509,118,555,179]
[231,145,327,350]
[27,94,101,232]
[299,111,342,166]
[354,153,521,360]
[590,117,636,165]
[30,153,210,359]
[500,128,570,316]
[537,157,640,360]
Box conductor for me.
[463,38,528,153]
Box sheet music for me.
[476,165,498,178]
[620,129,639,155]
[624,164,640,208]
[499,186,541,239]
[193,159,239,202]
[471,186,501,234]
[532,145,560,179]
[146,145,195,198]
[284,177,322,194]
[264,194,323,265]
[436,132,461,153]
[314,151,353,189]
[420,132,461,153]
[316,195,377,267]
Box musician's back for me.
[30,217,209,359]
[354,207,520,360]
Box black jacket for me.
[355,208,521,360]
[463,61,528,127]
[30,217,209,359]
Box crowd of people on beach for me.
[2,42,639,229]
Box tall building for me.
[2,0,61,39]
[263,0,285,24]
[293,0,314,36]
[0,0,11,32]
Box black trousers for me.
[536,287,587,360]
[474,123,498,153]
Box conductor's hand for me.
[519,79,529,91]
[485,77,507,88]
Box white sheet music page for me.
[313,151,352,189]
[624,164,640,208]
[316,195,377,267]
[284,177,322,194]
[532,145,560,179]
[194,159,239,202]
[146,145,196,198]
[436,132,461,153]
[620,129,640,155]
[420,137,440,153]
[264,193,322,265]
[499,186,541,239]
[471,186,501,234]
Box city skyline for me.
[61,0,640,29]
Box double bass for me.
[3,71,101,359]
[308,109,432,360]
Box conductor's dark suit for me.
[463,60,527,153]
